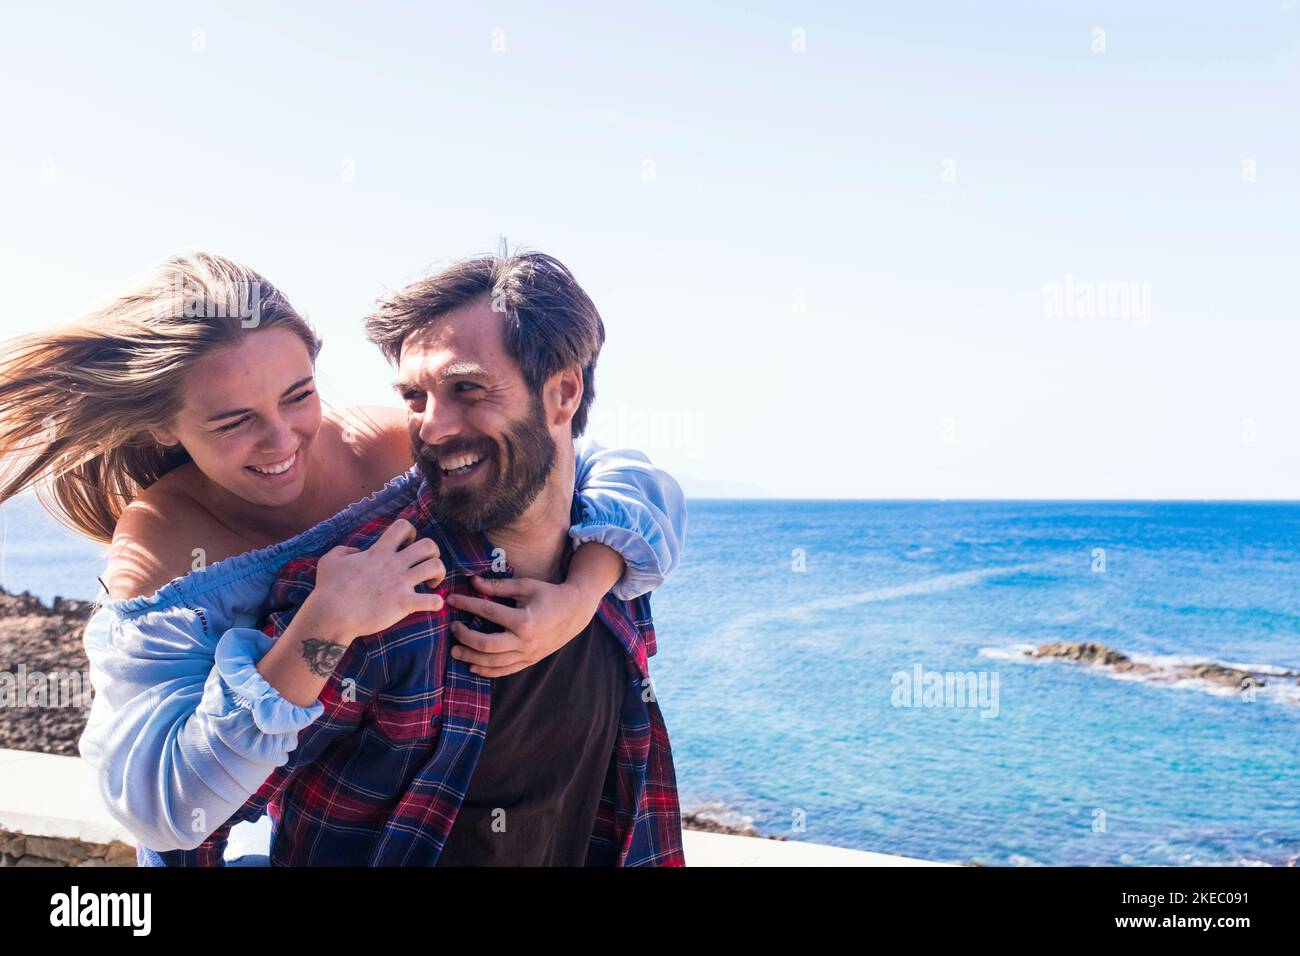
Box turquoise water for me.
[5,494,1298,865]
[650,500,1300,866]
[0,494,110,604]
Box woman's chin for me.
[254,477,305,504]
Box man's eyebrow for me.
[205,376,315,422]
[438,362,493,383]
[393,363,494,394]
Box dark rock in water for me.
[1032,642,1131,667]
[1027,639,1299,695]
[1182,663,1259,690]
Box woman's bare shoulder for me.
[105,469,228,601]
[326,404,412,483]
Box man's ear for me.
[544,367,583,430]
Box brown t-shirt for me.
[435,613,628,866]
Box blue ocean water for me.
[4,494,1298,866]
[651,500,1300,867]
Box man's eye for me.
[454,382,481,393]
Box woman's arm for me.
[81,519,446,854]
[79,604,330,853]
[568,436,687,599]
[444,437,687,677]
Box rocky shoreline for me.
[0,587,98,757]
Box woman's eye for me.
[215,391,311,434]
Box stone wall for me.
[0,827,135,867]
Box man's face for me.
[395,297,556,534]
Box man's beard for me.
[414,395,556,535]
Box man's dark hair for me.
[363,247,605,437]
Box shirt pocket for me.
[372,683,443,743]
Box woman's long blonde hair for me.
[0,253,321,543]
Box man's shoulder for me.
[261,489,452,639]
[616,590,654,634]
[597,589,656,653]
[275,483,438,583]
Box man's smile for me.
[440,454,487,481]
[439,451,483,476]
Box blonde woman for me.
[0,253,684,861]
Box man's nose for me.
[416,396,462,448]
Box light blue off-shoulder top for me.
[78,437,686,854]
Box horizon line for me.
[683,495,1300,504]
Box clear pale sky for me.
[1,2,1297,498]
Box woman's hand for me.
[310,518,447,639]
[257,518,447,708]
[443,542,626,677]
[444,576,598,677]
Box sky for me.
[1,1,1298,499]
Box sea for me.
[4,494,1298,866]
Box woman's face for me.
[151,326,322,508]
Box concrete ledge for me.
[682,829,950,866]
[0,747,135,847]
[0,748,946,866]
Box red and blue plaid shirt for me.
[149,475,684,866]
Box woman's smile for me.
[245,449,300,481]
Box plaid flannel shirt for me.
[151,475,684,866]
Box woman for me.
[0,252,685,862]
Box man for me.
[161,250,684,866]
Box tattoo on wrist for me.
[300,638,346,677]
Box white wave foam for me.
[1116,650,1299,677]
[978,643,1039,662]
[719,564,1044,643]
[1223,660,1300,677]
[682,800,756,831]
[804,564,1043,613]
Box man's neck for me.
[487,442,575,584]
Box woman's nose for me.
[259,415,297,451]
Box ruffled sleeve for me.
[214,627,324,734]
[570,437,688,600]
[79,604,322,853]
